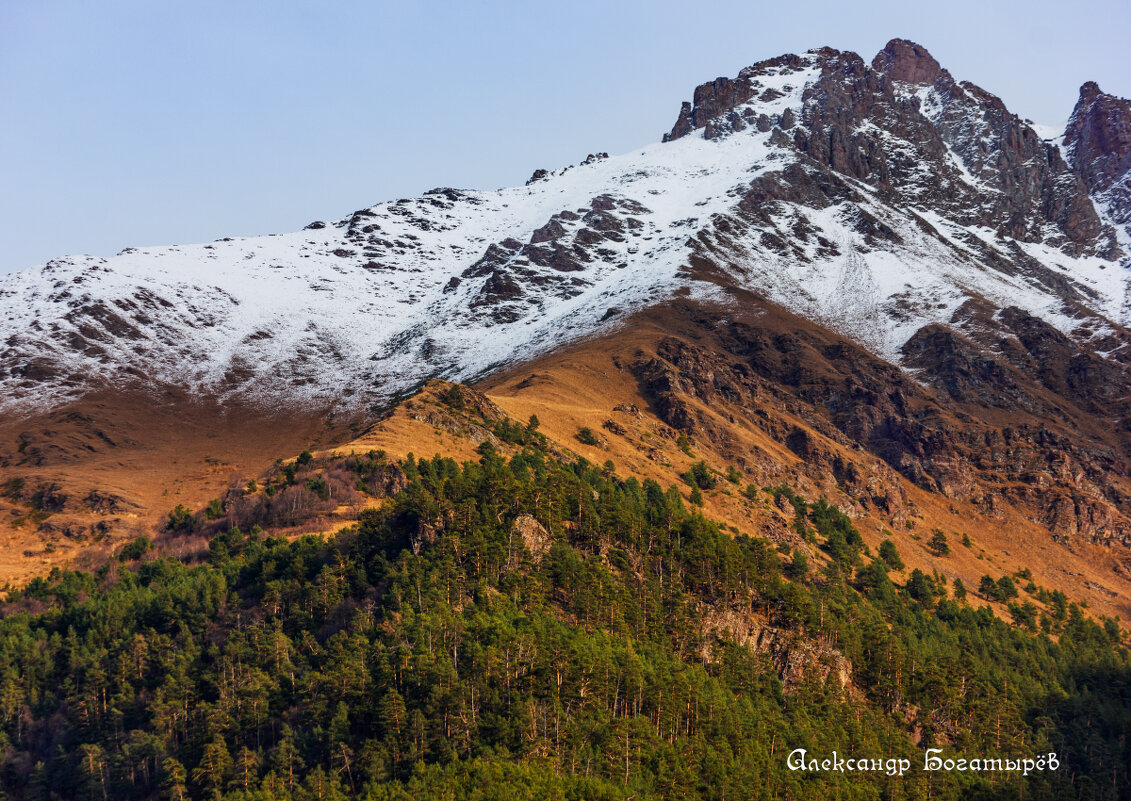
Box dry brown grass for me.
[0,384,359,583]
[1,306,1128,627]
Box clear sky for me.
[2,0,1128,275]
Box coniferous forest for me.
[0,430,1128,800]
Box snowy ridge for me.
[0,57,820,415]
[2,46,1128,416]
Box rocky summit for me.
[1065,80,1131,238]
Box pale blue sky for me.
[2,0,1128,274]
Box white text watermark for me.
[787,748,1059,777]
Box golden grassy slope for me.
[1,302,1128,626]
[0,386,356,583]
[321,302,1131,622]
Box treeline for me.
[0,439,1128,800]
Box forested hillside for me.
[0,427,1128,800]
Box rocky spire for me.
[1064,81,1131,226]
[870,39,946,85]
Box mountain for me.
[2,38,1131,801]
[3,40,1127,418]
[1066,79,1131,240]
[4,39,1131,603]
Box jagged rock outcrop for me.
[667,38,1109,255]
[461,195,651,324]
[1066,81,1131,236]
[628,301,1131,547]
[700,605,853,691]
[512,514,552,560]
[870,39,943,85]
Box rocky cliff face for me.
[667,39,1112,256]
[619,298,1131,551]
[1065,81,1131,241]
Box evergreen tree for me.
[192,737,233,800]
[271,725,304,793]
[952,577,967,601]
[161,758,188,801]
[878,539,903,570]
[233,747,259,793]
[906,568,936,606]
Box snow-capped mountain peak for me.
[2,41,1128,416]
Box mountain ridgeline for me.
[2,39,1129,416]
[1,37,1131,801]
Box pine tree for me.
[79,743,108,801]
[906,569,935,605]
[952,578,967,601]
[271,725,305,793]
[878,539,904,570]
[979,575,1001,600]
[234,746,260,792]
[192,736,232,800]
[161,758,188,801]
